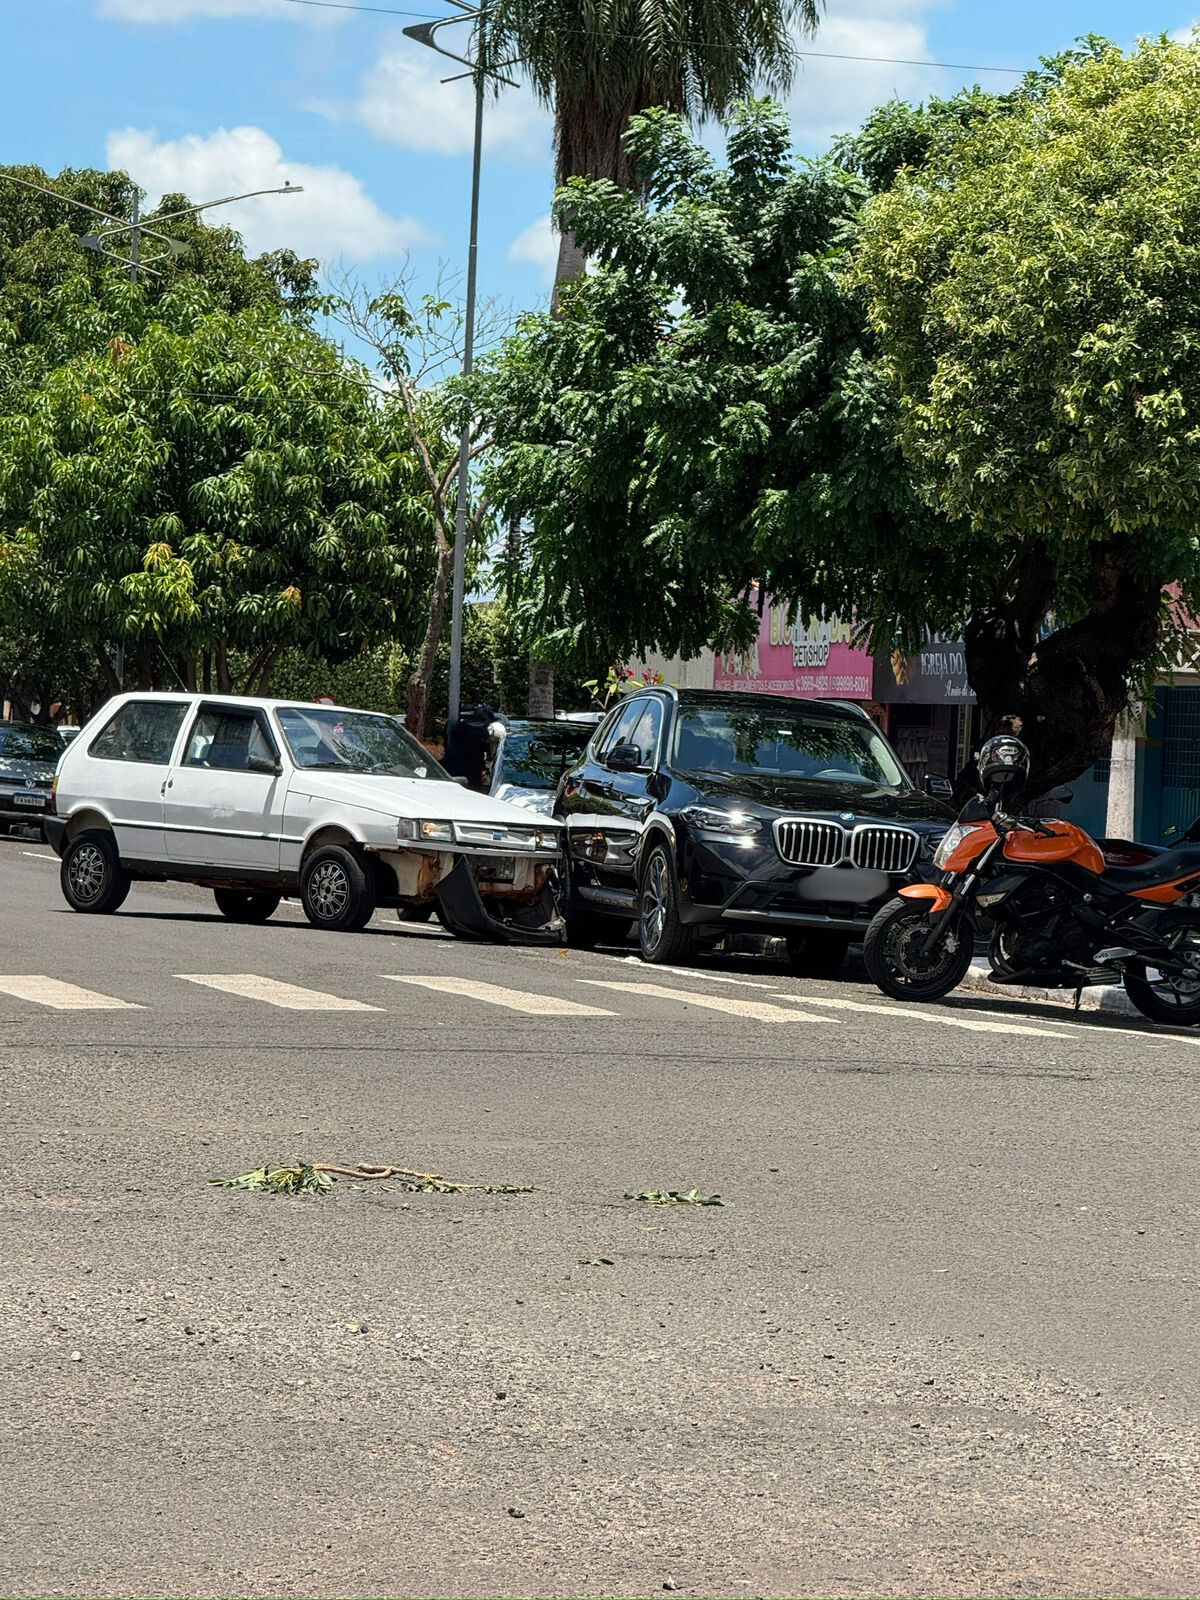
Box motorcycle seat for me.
[1102,844,1200,893]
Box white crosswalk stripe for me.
[0,976,141,1010]
[385,975,614,1016]
[176,974,380,1011]
[773,992,1072,1038]
[579,979,834,1024]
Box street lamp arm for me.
[149,184,305,228]
[0,170,135,230]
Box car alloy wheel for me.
[308,859,350,922]
[68,842,107,905]
[640,852,668,951]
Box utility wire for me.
[277,0,1027,74]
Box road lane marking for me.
[385,976,614,1017]
[618,956,776,989]
[579,980,834,1024]
[21,852,56,863]
[176,974,379,1011]
[772,992,1071,1038]
[0,976,141,1010]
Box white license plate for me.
[12,794,45,807]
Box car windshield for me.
[275,708,449,779]
[672,704,910,791]
[495,727,587,791]
[0,724,62,763]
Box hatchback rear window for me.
[89,701,190,765]
[0,724,62,763]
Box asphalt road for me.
[1,835,1198,1598]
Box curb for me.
[961,959,1137,1017]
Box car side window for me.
[627,700,663,768]
[184,708,276,772]
[89,701,189,765]
[591,706,626,760]
[599,699,646,761]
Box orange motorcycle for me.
[863,734,1200,1024]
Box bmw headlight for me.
[681,805,762,841]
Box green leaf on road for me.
[625,1188,726,1207]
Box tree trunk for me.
[93,646,121,701]
[960,538,1163,797]
[215,640,233,695]
[136,641,154,690]
[407,541,454,741]
[527,658,555,719]
[550,229,587,315]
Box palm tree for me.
[482,0,823,290]
[481,0,823,713]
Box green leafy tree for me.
[0,275,434,700]
[477,102,946,680]
[853,36,1200,786]
[480,0,824,715]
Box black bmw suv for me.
[556,687,955,971]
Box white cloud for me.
[354,45,549,161]
[507,213,557,283]
[1171,21,1200,42]
[781,2,955,151]
[98,0,333,21]
[105,125,431,264]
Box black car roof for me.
[636,687,872,722]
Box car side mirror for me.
[450,774,469,786]
[247,752,282,776]
[605,742,642,772]
[922,772,954,799]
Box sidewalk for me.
[960,958,1137,1016]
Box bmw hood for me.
[680,771,955,824]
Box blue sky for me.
[5,0,1198,328]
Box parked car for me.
[556,687,955,969]
[56,725,81,746]
[487,719,593,815]
[46,693,564,940]
[0,720,62,838]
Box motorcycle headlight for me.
[681,805,762,840]
[933,822,986,870]
[920,830,947,862]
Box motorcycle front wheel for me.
[863,895,974,1002]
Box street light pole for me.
[403,7,515,737]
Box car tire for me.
[300,844,376,932]
[638,842,695,965]
[566,909,633,949]
[786,931,850,976]
[213,888,281,924]
[60,830,131,915]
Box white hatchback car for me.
[46,693,564,940]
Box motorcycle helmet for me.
[976,734,1030,794]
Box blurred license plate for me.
[476,859,516,883]
[12,794,45,807]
